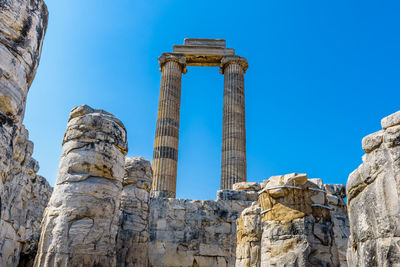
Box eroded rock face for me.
[34,105,128,267]
[236,174,349,267]
[0,0,48,122]
[236,201,262,267]
[346,110,400,266]
[0,1,50,266]
[117,157,153,267]
[0,125,52,267]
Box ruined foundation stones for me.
[347,110,400,266]
[34,105,128,266]
[236,173,349,267]
[148,186,257,267]
[0,0,51,266]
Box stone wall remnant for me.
[149,185,256,267]
[236,173,349,267]
[34,105,128,267]
[347,110,400,266]
[117,157,153,267]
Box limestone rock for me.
[0,125,52,267]
[124,156,153,190]
[149,197,253,267]
[0,0,51,264]
[233,182,261,192]
[347,110,400,266]
[117,157,153,267]
[0,0,48,122]
[236,202,262,267]
[362,130,383,153]
[236,174,349,266]
[34,105,128,267]
[282,173,308,186]
[381,110,400,129]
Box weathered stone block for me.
[233,182,261,191]
[381,110,400,129]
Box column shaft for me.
[151,54,185,198]
[221,57,248,189]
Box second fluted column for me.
[220,56,248,189]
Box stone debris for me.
[34,105,128,267]
[236,174,349,267]
[347,110,400,266]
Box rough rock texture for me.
[34,105,128,267]
[149,187,255,267]
[0,0,50,266]
[117,157,153,267]
[347,110,400,266]
[236,201,262,267]
[0,0,48,123]
[236,174,349,267]
[0,125,52,267]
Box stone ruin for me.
[0,1,400,266]
[152,38,248,198]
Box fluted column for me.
[220,56,248,189]
[151,53,186,198]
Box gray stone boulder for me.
[347,110,400,266]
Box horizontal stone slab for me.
[184,38,226,48]
[173,45,234,56]
[172,46,235,66]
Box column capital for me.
[220,55,248,74]
[158,53,187,74]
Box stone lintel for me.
[173,45,234,56]
[184,38,226,48]
[172,46,235,67]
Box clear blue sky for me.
[25,0,400,200]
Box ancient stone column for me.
[220,56,248,189]
[34,105,128,267]
[151,53,186,198]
